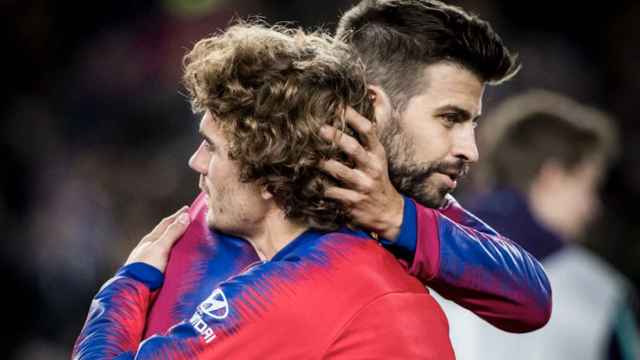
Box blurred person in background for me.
[439,89,640,360]
[146,0,552,342]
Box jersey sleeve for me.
[72,263,164,360]
[73,261,320,359]
[74,231,458,359]
[323,292,455,359]
[72,262,222,359]
[390,195,552,333]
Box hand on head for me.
[319,107,405,241]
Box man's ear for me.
[368,85,394,128]
[260,186,274,201]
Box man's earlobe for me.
[367,89,377,103]
[368,85,393,125]
[261,188,274,201]
[367,85,393,108]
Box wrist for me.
[378,193,405,241]
[118,262,165,291]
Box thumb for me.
[157,212,191,250]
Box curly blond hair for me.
[183,22,374,230]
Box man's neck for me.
[244,210,309,261]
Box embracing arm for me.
[73,207,194,359]
[397,195,552,332]
[319,108,551,333]
[72,264,163,360]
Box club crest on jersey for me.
[198,288,229,320]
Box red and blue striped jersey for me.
[73,227,455,359]
[145,193,551,337]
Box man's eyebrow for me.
[434,104,480,121]
[198,128,216,145]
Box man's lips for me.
[199,176,208,195]
[436,171,459,189]
[434,162,468,190]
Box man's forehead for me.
[199,111,221,130]
[420,62,485,116]
[198,111,224,141]
[198,111,212,131]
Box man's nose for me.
[452,126,479,163]
[189,142,208,174]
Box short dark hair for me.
[480,90,619,192]
[336,0,520,108]
[183,23,374,230]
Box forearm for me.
[73,263,162,359]
[388,197,552,332]
[430,215,551,331]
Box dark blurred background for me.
[2,0,638,358]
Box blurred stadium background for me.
[2,0,639,358]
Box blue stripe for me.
[117,262,164,290]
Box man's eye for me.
[441,113,460,125]
[203,141,214,151]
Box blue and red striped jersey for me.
[73,227,454,359]
[144,192,551,336]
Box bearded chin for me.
[379,112,450,209]
[387,163,448,209]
